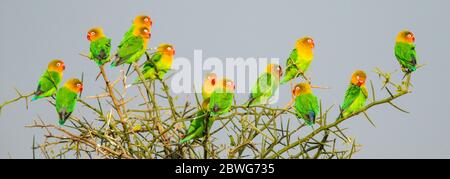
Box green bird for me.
[32,60,65,101]
[138,44,175,81]
[395,30,417,74]
[55,79,83,125]
[87,27,111,66]
[292,83,319,126]
[281,37,315,84]
[340,70,368,118]
[111,26,151,67]
[180,74,218,144]
[121,15,152,45]
[247,64,283,107]
[209,78,235,116]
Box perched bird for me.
[292,83,319,126]
[111,26,151,67]
[87,27,111,66]
[121,15,152,43]
[209,78,235,116]
[247,64,283,106]
[32,60,65,101]
[281,37,315,84]
[180,74,217,144]
[139,44,176,81]
[395,30,417,75]
[56,78,83,125]
[340,70,368,117]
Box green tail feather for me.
[58,119,66,126]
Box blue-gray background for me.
[1,0,449,158]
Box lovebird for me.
[281,37,315,84]
[292,83,319,126]
[139,44,175,81]
[395,30,417,74]
[247,64,283,107]
[32,60,65,101]
[111,26,151,67]
[122,15,152,43]
[87,27,111,66]
[180,74,217,144]
[56,78,83,125]
[209,78,235,116]
[340,70,368,118]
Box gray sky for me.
[1,0,450,158]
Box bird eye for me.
[76,83,82,88]
[144,18,149,22]
[91,32,96,36]
[56,63,61,67]
[407,34,412,38]
[307,39,313,43]
[296,87,300,90]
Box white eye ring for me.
[56,63,61,67]
[91,32,96,35]
[76,84,81,87]
[296,87,300,90]
[307,39,312,43]
[144,18,149,22]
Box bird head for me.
[64,78,83,93]
[296,36,315,49]
[265,64,283,78]
[205,73,217,87]
[87,27,105,41]
[292,83,312,97]
[134,26,151,39]
[202,73,217,97]
[396,30,415,44]
[216,78,235,93]
[134,15,153,28]
[350,70,367,87]
[157,44,176,56]
[48,60,65,73]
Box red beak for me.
[87,34,91,41]
[211,79,216,86]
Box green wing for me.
[341,85,367,116]
[280,49,300,84]
[209,88,234,116]
[33,71,61,101]
[286,49,299,66]
[118,25,135,48]
[294,93,319,125]
[341,84,361,112]
[90,37,111,66]
[112,36,145,66]
[395,42,417,73]
[180,110,214,144]
[248,73,275,105]
[140,52,164,80]
[55,87,78,125]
